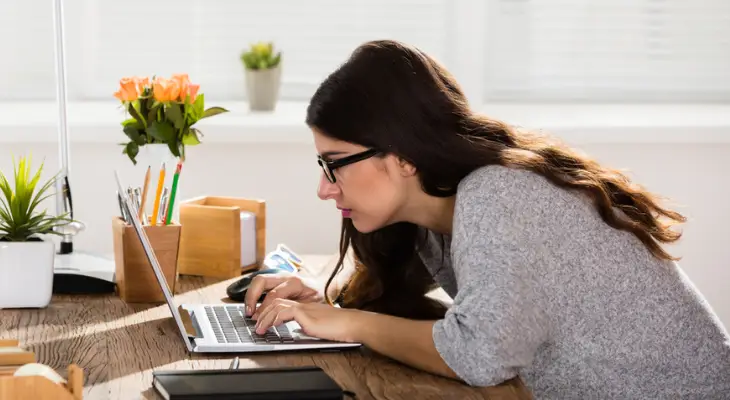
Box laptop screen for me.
[114,171,194,353]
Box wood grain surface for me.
[0,254,532,399]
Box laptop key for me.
[274,325,294,342]
[236,329,254,343]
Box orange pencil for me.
[150,163,166,226]
[138,165,151,222]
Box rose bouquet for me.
[113,74,228,164]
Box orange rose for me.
[113,77,139,101]
[152,77,180,102]
[134,76,150,95]
[186,83,200,102]
[172,73,199,103]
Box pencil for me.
[138,165,151,222]
[150,163,166,226]
[164,161,183,225]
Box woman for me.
[245,40,730,398]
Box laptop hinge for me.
[177,305,199,339]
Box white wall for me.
[2,121,729,328]
[578,143,730,328]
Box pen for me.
[126,187,137,217]
[158,188,169,225]
[164,161,183,225]
[133,187,146,224]
[116,191,127,223]
[230,357,239,369]
[150,162,166,226]
[139,165,151,221]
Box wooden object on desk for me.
[111,216,181,303]
[1,254,531,400]
[177,195,266,279]
[0,339,35,372]
[0,339,83,399]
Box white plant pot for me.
[245,64,282,111]
[0,240,55,308]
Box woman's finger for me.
[255,301,294,334]
[269,307,297,332]
[244,274,289,316]
[253,279,301,319]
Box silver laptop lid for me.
[114,171,194,353]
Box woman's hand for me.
[252,299,362,343]
[244,273,324,318]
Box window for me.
[0,0,450,102]
[1,0,728,104]
[0,1,57,100]
[483,0,730,102]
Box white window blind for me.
[0,1,57,100]
[0,0,449,102]
[1,0,727,104]
[484,0,730,102]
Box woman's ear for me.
[397,156,417,177]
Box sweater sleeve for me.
[432,166,553,387]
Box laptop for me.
[114,171,362,353]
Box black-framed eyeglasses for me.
[317,148,379,183]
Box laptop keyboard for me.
[205,305,295,344]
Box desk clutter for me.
[152,365,345,400]
[112,216,181,303]
[112,163,268,303]
[177,196,266,278]
[0,339,83,400]
[116,162,182,227]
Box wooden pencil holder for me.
[177,196,266,279]
[0,339,83,399]
[111,216,181,303]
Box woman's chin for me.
[350,214,390,234]
[351,219,375,233]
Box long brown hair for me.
[305,40,686,319]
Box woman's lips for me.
[339,208,352,218]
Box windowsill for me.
[1,100,729,144]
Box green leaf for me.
[147,121,175,143]
[271,52,281,67]
[121,118,142,129]
[0,155,79,241]
[147,103,162,127]
[123,125,146,145]
[200,106,229,120]
[167,140,181,158]
[193,93,205,121]
[182,128,201,145]
[165,103,185,129]
[127,102,146,127]
[124,142,139,164]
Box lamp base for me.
[53,251,116,294]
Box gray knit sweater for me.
[420,165,730,399]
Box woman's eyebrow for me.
[320,151,347,158]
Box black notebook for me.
[152,365,344,400]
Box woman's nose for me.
[317,173,340,200]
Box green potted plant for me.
[240,41,282,111]
[0,155,74,308]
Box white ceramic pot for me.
[0,240,55,308]
[245,64,281,111]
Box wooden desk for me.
[0,255,531,399]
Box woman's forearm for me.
[352,311,460,381]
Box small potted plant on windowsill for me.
[240,41,282,111]
[0,155,74,308]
